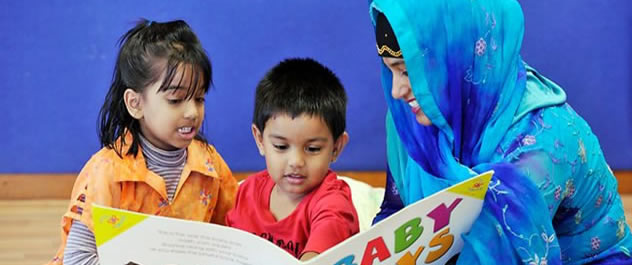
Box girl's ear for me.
[331,131,349,162]
[251,124,265,156]
[124,88,143,119]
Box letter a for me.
[361,237,391,265]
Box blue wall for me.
[1,1,630,173]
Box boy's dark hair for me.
[98,19,212,157]
[253,58,347,140]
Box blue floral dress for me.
[369,0,632,264]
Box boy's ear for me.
[331,131,349,162]
[124,88,143,119]
[251,124,265,156]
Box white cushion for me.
[338,176,385,232]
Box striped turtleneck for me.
[139,135,187,201]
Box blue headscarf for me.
[370,0,569,263]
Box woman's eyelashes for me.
[389,67,407,77]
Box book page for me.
[93,206,299,265]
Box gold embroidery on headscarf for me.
[376,44,402,57]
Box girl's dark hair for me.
[253,58,347,140]
[98,19,212,157]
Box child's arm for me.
[63,222,99,265]
[60,155,118,265]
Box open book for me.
[93,171,493,265]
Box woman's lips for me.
[407,99,421,114]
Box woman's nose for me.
[391,75,410,99]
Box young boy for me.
[226,58,359,261]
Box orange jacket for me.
[46,137,237,264]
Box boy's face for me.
[252,113,348,201]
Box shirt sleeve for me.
[303,183,359,255]
[459,105,632,264]
[502,106,632,263]
[63,221,100,265]
[76,156,119,231]
[64,153,123,263]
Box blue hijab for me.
[370,0,568,263]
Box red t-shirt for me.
[225,170,359,259]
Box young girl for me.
[46,19,238,265]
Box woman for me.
[369,0,632,264]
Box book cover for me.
[94,170,493,265]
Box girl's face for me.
[382,57,432,126]
[252,113,348,202]
[126,64,206,150]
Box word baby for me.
[334,197,463,265]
